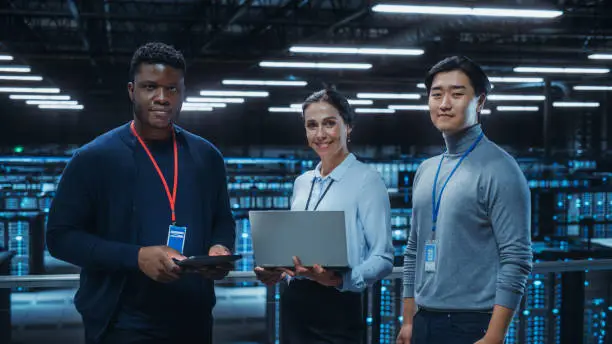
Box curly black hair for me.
[129,42,186,80]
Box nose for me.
[315,126,326,140]
[439,94,452,111]
[153,88,170,105]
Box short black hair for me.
[129,42,186,80]
[302,86,355,126]
[425,56,492,96]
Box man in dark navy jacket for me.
[46,42,236,344]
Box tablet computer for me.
[173,254,242,269]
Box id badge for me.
[167,225,187,254]
[424,240,437,273]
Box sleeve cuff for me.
[336,269,366,292]
[403,284,415,298]
[121,244,142,270]
[495,288,523,310]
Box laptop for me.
[249,210,350,270]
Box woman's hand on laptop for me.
[284,256,342,287]
[254,267,286,286]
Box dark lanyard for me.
[431,132,484,233]
[305,177,334,211]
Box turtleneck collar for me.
[443,124,483,155]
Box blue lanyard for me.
[431,132,484,232]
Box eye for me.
[145,85,156,91]
[323,120,336,128]
[168,86,178,93]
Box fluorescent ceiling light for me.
[388,105,492,114]
[290,99,373,107]
[357,93,420,99]
[355,108,395,114]
[269,107,301,113]
[183,102,226,108]
[0,55,13,61]
[26,100,78,105]
[0,66,30,73]
[372,4,562,18]
[388,105,429,111]
[573,85,612,91]
[289,46,424,56]
[259,61,372,70]
[553,102,600,108]
[472,8,562,18]
[199,90,268,97]
[186,97,244,103]
[418,79,537,89]
[38,104,83,110]
[588,54,612,60]
[497,106,539,112]
[488,77,544,83]
[222,80,307,86]
[181,107,213,112]
[9,94,70,100]
[514,67,609,74]
[488,95,545,101]
[348,99,374,105]
[0,75,42,81]
[0,87,59,93]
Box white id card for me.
[424,240,437,272]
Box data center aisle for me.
[10,286,268,344]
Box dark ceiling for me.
[0,0,611,158]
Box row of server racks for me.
[0,154,611,343]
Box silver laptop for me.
[249,210,350,270]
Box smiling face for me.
[428,69,485,135]
[127,63,185,131]
[303,101,352,160]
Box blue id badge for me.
[424,240,437,273]
[167,225,187,254]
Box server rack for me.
[1,155,612,343]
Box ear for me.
[346,124,353,136]
[476,94,486,113]
[127,82,134,102]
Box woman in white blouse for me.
[255,87,394,344]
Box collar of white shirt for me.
[313,153,357,182]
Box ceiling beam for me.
[198,0,254,54]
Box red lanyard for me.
[130,121,178,224]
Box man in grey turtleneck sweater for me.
[396,56,533,344]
